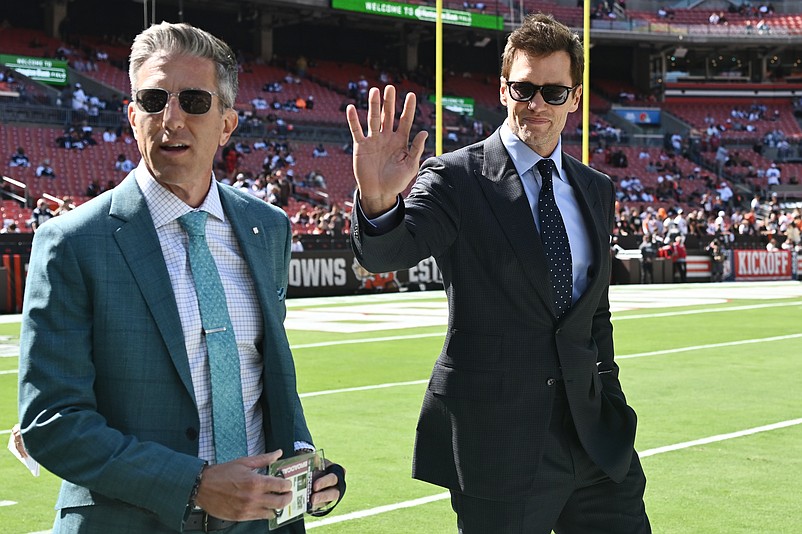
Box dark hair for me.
[501,13,583,86]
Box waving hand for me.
[346,85,428,217]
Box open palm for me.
[346,85,428,216]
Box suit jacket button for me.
[546,378,557,387]
[185,427,198,441]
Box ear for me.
[127,101,137,135]
[568,84,583,113]
[219,108,238,147]
[499,76,508,106]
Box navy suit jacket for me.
[18,172,311,532]
[351,130,638,499]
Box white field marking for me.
[285,302,448,333]
[0,500,17,507]
[287,301,802,351]
[286,282,802,333]
[292,332,443,350]
[307,417,802,529]
[613,300,802,320]
[639,418,802,457]
[0,369,18,375]
[618,333,802,360]
[298,332,801,398]
[299,380,428,399]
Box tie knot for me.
[178,210,209,237]
[536,158,554,180]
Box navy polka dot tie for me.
[179,211,248,464]
[536,158,572,318]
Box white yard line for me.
[300,380,428,399]
[617,333,802,360]
[291,333,443,350]
[307,418,802,529]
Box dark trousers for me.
[450,386,650,534]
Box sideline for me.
[288,300,802,350]
[306,417,802,529]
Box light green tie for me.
[179,211,248,464]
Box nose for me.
[161,94,186,129]
[526,90,547,109]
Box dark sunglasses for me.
[505,81,578,105]
[134,88,219,115]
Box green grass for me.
[2,283,801,533]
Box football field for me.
[1,281,801,533]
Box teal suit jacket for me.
[18,173,312,533]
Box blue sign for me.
[612,107,661,125]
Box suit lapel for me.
[475,132,556,312]
[562,153,609,311]
[109,175,195,399]
[219,188,279,316]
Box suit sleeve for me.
[351,156,462,273]
[18,223,203,531]
[592,177,628,405]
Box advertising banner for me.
[0,54,68,86]
[732,249,795,281]
[287,250,443,298]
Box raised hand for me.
[346,85,428,217]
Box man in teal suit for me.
[18,22,342,533]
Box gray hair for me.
[129,22,238,110]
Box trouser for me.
[450,385,650,534]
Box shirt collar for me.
[134,160,226,228]
[499,122,565,182]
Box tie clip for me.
[203,327,227,335]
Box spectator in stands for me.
[291,204,310,225]
[718,180,734,207]
[1,222,21,234]
[251,96,268,110]
[291,233,304,252]
[8,147,31,167]
[115,153,135,173]
[312,143,329,158]
[35,159,55,179]
[102,127,117,143]
[71,83,88,113]
[54,196,77,216]
[86,180,101,197]
[29,198,54,231]
[765,162,781,185]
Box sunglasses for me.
[134,88,219,115]
[505,81,579,105]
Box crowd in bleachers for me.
[3,13,802,251]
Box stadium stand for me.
[0,0,800,263]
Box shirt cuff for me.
[357,195,403,235]
[294,441,315,452]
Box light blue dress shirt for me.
[499,124,592,304]
[361,124,594,305]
